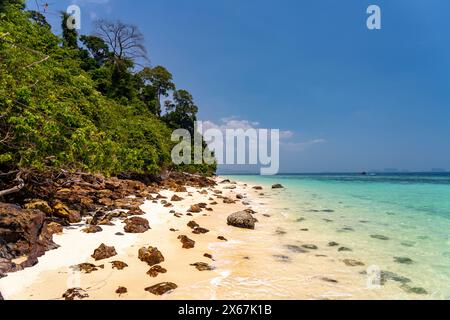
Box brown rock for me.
[227,211,258,229]
[236,194,244,199]
[124,217,150,233]
[116,286,127,296]
[343,259,365,267]
[192,227,210,235]
[272,184,284,189]
[217,236,228,241]
[138,246,165,266]
[111,261,128,270]
[145,282,177,295]
[190,262,215,271]
[175,186,187,192]
[91,244,117,261]
[47,222,63,235]
[253,186,263,190]
[178,235,195,249]
[0,203,57,271]
[62,288,89,300]
[223,198,235,204]
[147,265,167,277]
[127,207,145,216]
[204,253,214,260]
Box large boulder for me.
[123,217,150,233]
[227,211,258,230]
[0,203,57,271]
[138,246,164,266]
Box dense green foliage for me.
[0,1,216,176]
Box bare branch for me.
[0,172,25,197]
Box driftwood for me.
[0,172,24,197]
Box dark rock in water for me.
[328,242,340,247]
[83,225,103,234]
[62,288,89,300]
[91,244,117,261]
[322,209,335,213]
[343,259,365,267]
[217,236,228,242]
[371,235,390,241]
[302,244,318,250]
[178,235,195,249]
[272,184,284,189]
[191,262,215,271]
[321,277,338,283]
[111,261,128,270]
[285,245,308,253]
[0,203,58,272]
[380,271,411,285]
[394,257,414,265]
[401,284,428,295]
[145,282,178,296]
[124,217,150,233]
[263,214,271,218]
[253,186,263,190]
[273,255,291,263]
[296,217,306,222]
[115,232,124,236]
[275,228,287,235]
[227,211,258,230]
[338,247,352,252]
[147,265,167,277]
[323,219,333,223]
[138,246,164,266]
[73,263,104,274]
[116,286,127,296]
[300,228,309,232]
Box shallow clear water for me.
[226,173,450,299]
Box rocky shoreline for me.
[0,170,216,298]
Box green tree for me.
[61,12,78,48]
[163,89,198,134]
[138,66,175,116]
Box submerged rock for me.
[328,242,340,247]
[138,246,164,266]
[272,184,284,189]
[124,217,150,233]
[321,277,338,283]
[145,282,177,295]
[62,288,89,300]
[227,211,258,230]
[190,262,215,271]
[73,263,104,274]
[338,247,352,252]
[380,271,411,285]
[91,244,117,261]
[394,257,414,265]
[147,265,167,277]
[273,255,291,263]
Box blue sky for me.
[27,0,450,172]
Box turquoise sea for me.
[226,173,450,299]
